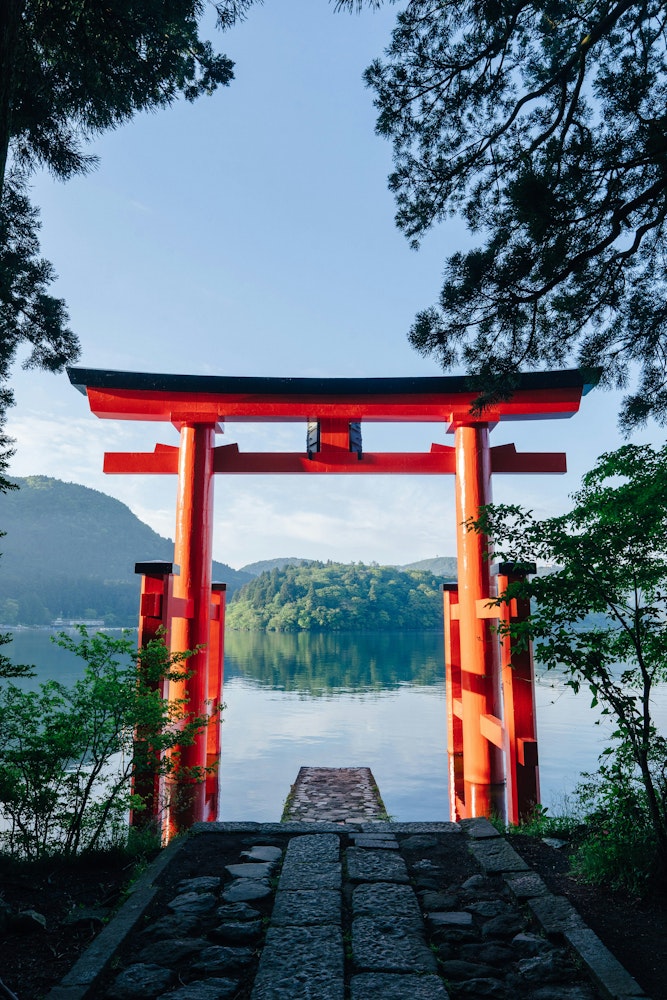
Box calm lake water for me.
[6,629,667,822]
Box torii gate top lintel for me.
[68,366,599,425]
[68,365,600,476]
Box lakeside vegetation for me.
[226,562,452,632]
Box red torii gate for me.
[68,366,598,832]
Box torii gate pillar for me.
[169,423,216,829]
[454,423,497,816]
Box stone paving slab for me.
[251,924,344,1000]
[195,822,350,834]
[345,847,410,883]
[352,882,423,926]
[350,972,451,1000]
[282,833,341,864]
[271,889,341,927]
[359,822,462,833]
[197,821,462,835]
[468,836,532,872]
[352,836,400,849]
[351,915,438,973]
[278,862,342,891]
[503,870,551,900]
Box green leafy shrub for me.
[0,627,218,858]
[572,742,666,896]
[473,443,667,883]
[500,801,584,841]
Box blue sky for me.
[6,2,664,569]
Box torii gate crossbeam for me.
[68,366,599,834]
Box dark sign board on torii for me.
[69,366,599,835]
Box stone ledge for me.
[359,822,461,834]
[193,821,351,834]
[468,838,531,873]
[459,817,501,839]
[564,926,648,1000]
[503,870,551,900]
[528,894,586,935]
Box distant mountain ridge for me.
[399,556,457,578]
[0,477,459,627]
[0,477,253,625]
[239,556,458,578]
[239,557,314,576]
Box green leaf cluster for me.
[572,740,665,894]
[226,561,448,632]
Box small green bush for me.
[0,627,218,859]
[502,800,584,841]
[571,743,666,896]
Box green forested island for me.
[226,562,452,632]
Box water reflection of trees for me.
[224,631,443,695]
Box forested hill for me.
[0,477,252,626]
[226,562,451,632]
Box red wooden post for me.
[132,561,176,831]
[495,562,540,824]
[205,583,226,821]
[169,422,216,830]
[443,584,464,819]
[453,422,501,817]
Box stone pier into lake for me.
[282,767,388,824]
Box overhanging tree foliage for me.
[0,1,254,196]
[352,0,667,429]
[472,443,667,875]
[0,0,253,483]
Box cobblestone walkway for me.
[46,763,647,1000]
[49,820,648,1000]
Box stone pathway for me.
[48,820,649,1000]
[46,766,647,1000]
[282,767,387,823]
[252,833,343,1000]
